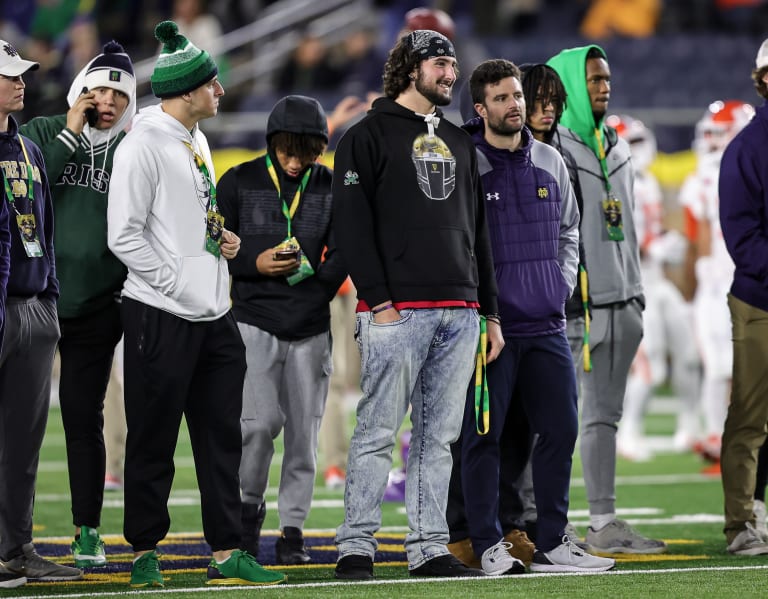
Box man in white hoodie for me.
[107,21,285,588]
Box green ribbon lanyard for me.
[266,154,311,239]
[579,264,592,372]
[594,127,612,195]
[2,136,35,214]
[474,316,490,435]
[183,141,217,211]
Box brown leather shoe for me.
[446,537,480,569]
[504,528,536,567]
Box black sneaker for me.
[335,554,374,580]
[409,554,485,577]
[275,527,311,565]
[0,565,26,589]
[241,502,266,557]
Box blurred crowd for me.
[4,0,768,125]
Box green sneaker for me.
[130,551,164,588]
[206,550,286,586]
[71,526,107,568]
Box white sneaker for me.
[564,522,593,552]
[530,536,615,573]
[754,500,768,540]
[480,541,525,576]
[727,522,768,555]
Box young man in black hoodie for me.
[217,95,347,566]
[0,40,82,588]
[331,29,501,580]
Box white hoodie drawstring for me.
[416,111,440,137]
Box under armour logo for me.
[486,192,500,201]
[3,43,19,58]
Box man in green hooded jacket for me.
[547,45,666,554]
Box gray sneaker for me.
[586,519,667,554]
[0,564,26,589]
[3,544,83,581]
[530,536,615,573]
[727,522,768,555]
[564,522,593,552]
[753,500,768,541]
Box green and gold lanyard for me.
[594,128,624,242]
[474,316,490,435]
[2,136,43,257]
[184,141,224,257]
[265,153,311,240]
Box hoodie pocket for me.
[391,227,477,286]
[167,255,223,315]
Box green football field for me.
[12,399,768,598]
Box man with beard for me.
[452,58,613,575]
[548,46,665,554]
[332,30,501,580]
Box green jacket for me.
[20,115,127,318]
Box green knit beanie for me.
[150,20,218,98]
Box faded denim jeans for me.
[335,307,479,569]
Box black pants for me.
[58,301,122,528]
[121,298,246,552]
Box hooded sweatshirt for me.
[19,58,136,319]
[547,46,642,306]
[331,97,498,314]
[462,120,579,337]
[107,104,230,321]
[719,101,768,312]
[0,115,58,301]
[0,170,9,353]
[218,146,346,339]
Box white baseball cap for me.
[0,40,39,77]
[756,38,768,70]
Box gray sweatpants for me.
[237,323,331,530]
[0,297,60,559]
[580,302,643,516]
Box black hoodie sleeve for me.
[469,148,498,315]
[331,124,392,307]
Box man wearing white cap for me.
[20,39,137,570]
[719,37,768,556]
[0,40,83,589]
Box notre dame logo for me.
[2,43,19,58]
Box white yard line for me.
[20,564,768,599]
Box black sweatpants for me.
[121,298,246,552]
[58,301,122,528]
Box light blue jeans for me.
[335,307,479,569]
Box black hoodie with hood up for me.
[217,95,346,340]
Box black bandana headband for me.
[407,30,456,60]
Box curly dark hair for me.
[382,35,422,99]
[269,131,327,164]
[469,59,521,106]
[752,65,768,100]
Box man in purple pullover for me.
[719,37,768,556]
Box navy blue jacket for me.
[0,115,58,301]
[720,102,768,312]
[0,172,9,354]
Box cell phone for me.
[273,248,299,261]
[81,87,98,127]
